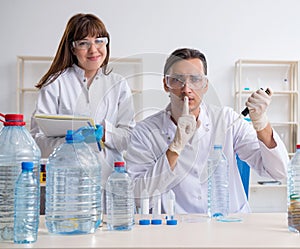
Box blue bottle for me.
[14,162,39,244]
[207,145,229,218]
[45,130,102,235]
[106,161,134,230]
[0,113,41,241]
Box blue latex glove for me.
[75,125,103,144]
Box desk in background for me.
[0,213,299,249]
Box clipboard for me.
[34,114,95,137]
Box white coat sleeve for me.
[104,80,136,152]
[30,86,65,158]
[125,124,179,201]
[231,110,288,181]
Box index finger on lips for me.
[182,96,189,115]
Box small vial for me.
[40,158,47,184]
[139,189,150,225]
[151,189,162,225]
[166,190,177,225]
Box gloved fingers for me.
[182,96,190,115]
[95,125,104,141]
[246,89,271,114]
[246,102,266,116]
[178,115,197,134]
[75,125,104,143]
[248,89,272,104]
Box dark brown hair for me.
[163,48,207,76]
[36,13,110,89]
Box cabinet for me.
[16,56,143,127]
[234,59,299,156]
[235,59,299,212]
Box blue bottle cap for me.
[166,219,177,225]
[151,219,162,225]
[139,219,150,225]
[21,161,34,171]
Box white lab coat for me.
[31,64,136,183]
[125,102,288,214]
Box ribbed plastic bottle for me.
[0,113,41,241]
[207,145,229,218]
[106,161,134,231]
[45,130,102,235]
[287,144,300,233]
[14,162,39,244]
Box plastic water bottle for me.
[287,144,300,233]
[207,145,229,218]
[0,113,41,241]
[106,161,134,230]
[45,130,102,235]
[14,162,39,243]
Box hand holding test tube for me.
[168,96,197,155]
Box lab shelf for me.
[234,59,299,155]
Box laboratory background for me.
[1,0,299,212]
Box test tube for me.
[139,189,150,225]
[166,190,177,225]
[151,189,162,225]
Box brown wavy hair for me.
[36,13,111,89]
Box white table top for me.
[1,213,299,249]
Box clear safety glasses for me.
[165,74,208,90]
[72,37,108,50]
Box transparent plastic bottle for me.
[151,189,162,225]
[207,145,229,218]
[166,190,177,225]
[0,113,41,241]
[14,162,39,244]
[139,189,150,225]
[287,144,300,233]
[106,161,134,230]
[45,130,102,235]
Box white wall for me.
[2,0,300,114]
[1,0,297,212]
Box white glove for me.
[246,88,272,131]
[169,96,197,155]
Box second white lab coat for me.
[125,102,288,214]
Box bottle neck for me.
[115,166,125,173]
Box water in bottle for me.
[106,161,134,230]
[288,144,300,233]
[0,113,41,241]
[45,130,102,235]
[14,162,39,244]
[207,145,229,218]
